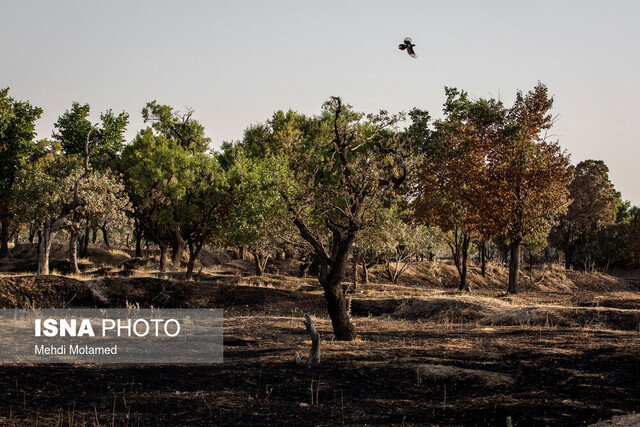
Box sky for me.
[1,0,639,205]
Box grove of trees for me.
[2,83,640,340]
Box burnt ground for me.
[1,246,640,426]
[1,317,639,426]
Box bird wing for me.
[407,45,417,58]
[398,44,407,50]
[404,37,412,44]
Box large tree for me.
[487,83,573,293]
[549,160,618,269]
[628,210,640,264]
[413,88,503,290]
[13,133,96,275]
[220,147,292,277]
[0,88,43,256]
[241,98,422,340]
[121,102,223,275]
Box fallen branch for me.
[295,313,321,367]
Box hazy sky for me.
[2,0,639,204]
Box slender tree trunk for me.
[459,235,470,291]
[0,218,9,257]
[91,227,97,244]
[29,225,36,244]
[361,258,369,284]
[528,250,533,272]
[501,243,508,265]
[13,230,20,248]
[450,231,470,291]
[295,314,321,367]
[564,248,572,270]
[135,223,143,257]
[508,237,522,294]
[480,241,486,277]
[159,244,168,272]
[81,227,90,257]
[69,230,80,275]
[251,249,265,276]
[101,224,110,248]
[37,224,53,275]
[186,243,203,280]
[238,246,245,260]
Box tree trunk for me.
[159,244,168,272]
[69,229,80,275]
[251,249,267,276]
[37,224,53,275]
[564,248,572,270]
[361,258,369,284]
[91,227,97,244]
[450,231,470,291]
[81,227,90,257]
[238,246,245,260]
[29,225,36,244]
[459,235,470,291]
[171,229,185,266]
[101,224,110,248]
[299,260,310,278]
[322,279,355,340]
[480,241,486,277]
[295,314,321,367]
[186,244,202,280]
[508,237,522,294]
[0,218,9,257]
[135,224,143,257]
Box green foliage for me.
[53,102,129,170]
[64,168,132,236]
[221,146,292,249]
[141,101,210,153]
[0,87,43,211]
[550,160,622,268]
[122,102,229,268]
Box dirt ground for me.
[1,244,640,426]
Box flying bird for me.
[398,37,417,58]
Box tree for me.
[14,132,96,274]
[242,98,420,340]
[628,210,640,264]
[413,88,503,290]
[380,220,440,285]
[487,83,573,293]
[175,152,231,279]
[64,169,131,274]
[549,160,618,269]
[53,102,129,170]
[121,127,182,271]
[221,147,292,277]
[53,102,129,254]
[0,88,43,256]
[121,102,226,276]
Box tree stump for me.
[295,313,321,367]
